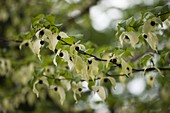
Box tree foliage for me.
[0,0,170,113]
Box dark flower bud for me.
[47,68,50,72]
[59,52,64,57]
[38,80,43,84]
[150,76,153,81]
[25,42,29,46]
[75,46,79,51]
[97,77,101,80]
[57,35,61,40]
[54,87,58,91]
[110,58,117,63]
[88,60,92,64]
[78,88,82,92]
[87,66,89,70]
[40,40,44,45]
[125,35,129,39]
[70,57,72,61]
[39,30,44,36]
[150,21,155,26]
[117,64,122,68]
[143,34,147,39]
[104,78,108,83]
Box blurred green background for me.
[0,0,170,113]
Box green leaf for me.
[88,80,95,90]
[139,54,153,66]
[85,48,94,54]
[150,5,170,21]
[32,14,45,26]
[45,15,55,24]
[62,36,74,44]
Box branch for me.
[60,39,121,67]
[129,11,170,28]
[61,0,99,30]
[0,38,22,43]
[130,50,155,62]
[107,67,170,77]
[133,67,170,72]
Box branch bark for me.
[61,0,99,30]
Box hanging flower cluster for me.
[119,16,162,52]
[18,9,169,104]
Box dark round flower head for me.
[150,76,153,81]
[117,64,122,68]
[57,35,61,40]
[54,87,58,91]
[150,21,155,26]
[78,88,82,92]
[125,35,129,39]
[40,40,44,45]
[39,30,44,36]
[70,57,72,61]
[38,80,43,84]
[25,42,29,46]
[110,58,117,63]
[75,46,79,51]
[59,52,64,57]
[143,34,147,39]
[88,60,92,64]
[104,78,108,83]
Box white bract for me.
[33,76,49,98]
[19,39,42,60]
[92,86,106,101]
[70,40,86,55]
[143,17,162,33]
[106,53,116,68]
[36,28,69,51]
[87,57,99,80]
[120,58,132,76]
[72,55,89,80]
[53,49,74,70]
[49,85,66,105]
[119,31,141,48]
[12,63,34,85]
[0,58,11,76]
[144,32,158,51]
[100,77,116,89]
[72,81,84,103]
[146,75,155,87]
